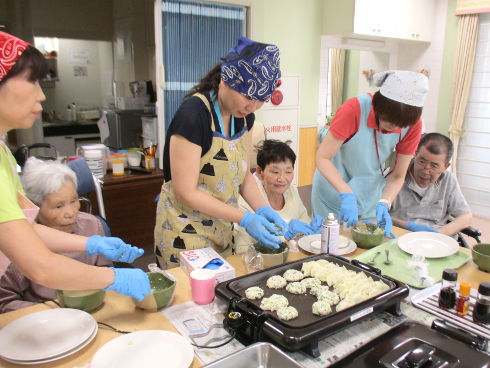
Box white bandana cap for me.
[373,70,429,107]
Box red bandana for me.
[0,31,30,82]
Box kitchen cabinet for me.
[44,135,75,156]
[88,170,163,248]
[324,0,435,42]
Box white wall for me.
[357,51,390,95]
[396,0,448,132]
[42,39,113,118]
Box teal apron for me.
[312,94,408,219]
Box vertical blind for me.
[457,13,490,218]
[161,0,246,130]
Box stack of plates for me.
[0,308,97,365]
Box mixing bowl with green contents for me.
[351,222,385,249]
[472,243,490,272]
[253,241,289,268]
[56,289,105,312]
[135,271,176,311]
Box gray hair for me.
[22,157,78,205]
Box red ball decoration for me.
[271,90,283,105]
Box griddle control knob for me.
[226,311,245,329]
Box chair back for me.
[67,158,95,195]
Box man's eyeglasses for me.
[414,157,442,172]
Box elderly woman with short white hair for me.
[21,157,104,235]
[0,158,111,312]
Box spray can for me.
[321,213,339,255]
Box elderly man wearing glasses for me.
[390,133,472,236]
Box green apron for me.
[154,93,248,268]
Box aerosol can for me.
[321,213,339,255]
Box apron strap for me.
[193,93,216,133]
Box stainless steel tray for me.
[202,342,303,368]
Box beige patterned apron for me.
[154,93,248,268]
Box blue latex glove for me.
[86,235,144,263]
[375,203,394,238]
[339,193,358,227]
[285,219,314,240]
[255,206,288,236]
[309,215,324,233]
[239,211,282,249]
[407,221,440,233]
[104,268,150,301]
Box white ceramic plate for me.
[91,330,194,368]
[1,323,98,365]
[0,308,97,362]
[398,232,459,258]
[297,234,357,256]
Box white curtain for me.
[449,14,479,173]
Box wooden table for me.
[0,227,487,368]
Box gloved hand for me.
[285,219,314,240]
[240,211,282,249]
[407,221,440,233]
[376,202,394,238]
[86,235,144,263]
[309,215,324,233]
[104,268,151,301]
[255,206,288,236]
[363,220,395,239]
[339,193,358,227]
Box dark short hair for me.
[417,133,453,163]
[256,139,296,169]
[372,91,423,128]
[0,46,48,87]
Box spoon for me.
[384,249,392,265]
[368,251,381,265]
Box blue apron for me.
[312,94,408,219]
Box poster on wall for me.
[261,75,300,186]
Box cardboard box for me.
[179,248,235,283]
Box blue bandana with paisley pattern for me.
[220,37,281,102]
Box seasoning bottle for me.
[438,269,457,309]
[473,282,490,325]
[321,213,339,255]
[456,282,471,316]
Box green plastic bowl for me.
[135,272,176,311]
[253,242,289,268]
[351,223,385,249]
[56,289,105,312]
[472,243,490,273]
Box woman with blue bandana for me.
[154,37,289,268]
[312,70,429,237]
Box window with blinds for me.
[160,0,246,130]
[457,13,490,218]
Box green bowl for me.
[56,289,105,312]
[472,243,490,273]
[253,242,289,268]
[135,272,176,311]
[351,222,385,249]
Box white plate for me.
[1,323,98,365]
[398,232,459,258]
[0,308,97,362]
[91,330,194,368]
[297,234,357,256]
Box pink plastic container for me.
[190,269,216,305]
